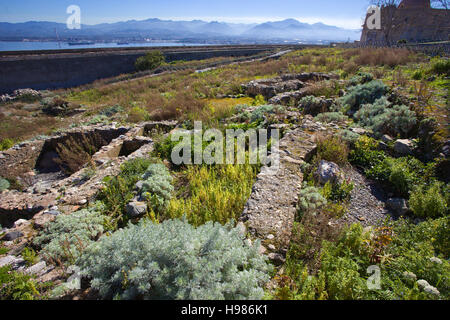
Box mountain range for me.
[0,18,361,43]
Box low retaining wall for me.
[0,46,283,93]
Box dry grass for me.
[353,48,419,67]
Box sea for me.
[0,41,216,52]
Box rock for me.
[236,222,246,236]
[351,127,368,135]
[0,255,17,267]
[394,139,414,156]
[25,261,47,276]
[46,210,61,216]
[78,199,87,205]
[0,255,25,269]
[2,231,24,241]
[386,198,409,216]
[442,140,450,158]
[268,244,276,251]
[430,257,442,264]
[33,212,57,229]
[258,245,267,255]
[268,253,286,265]
[424,286,440,296]
[126,201,148,218]
[315,160,342,185]
[403,271,417,281]
[13,219,30,228]
[417,279,430,289]
[381,135,393,143]
[266,234,275,240]
[135,180,144,190]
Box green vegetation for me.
[0,177,10,192]
[354,97,417,138]
[0,266,45,300]
[339,80,387,113]
[275,218,449,300]
[297,186,327,218]
[139,163,174,213]
[21,247,39,267]
[409,182,448,218]
[33,205,106,265]
[166,164,257,226]
[77,219,272,300]
[135,50,166,72]
[314,112,348,124]
[1,47,448,301]
[316,135,349,166]
[0,138,14,151]
[97,158,154,229]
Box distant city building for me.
[361,0,449,45]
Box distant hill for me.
[0,18,361,43]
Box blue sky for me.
[0,0,373,29]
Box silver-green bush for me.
[140,163,174,210]
[34,205,106,265]
[338,80,387,112]
[0,177,10,192]
[297,186,328,217]
[354,97,417,138]
[77,219,272,300]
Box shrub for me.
[237,104,285,124]
[0,266,41,300]
[22,247,39,267]
[338,129,360,145]
[367,156,427,197]
[348,72,374,86]
[321,180,354,203]
[77,219,272,300]
[429,58,450,76]
[127,106,149,123]
[354,98,417,138]
[314,112,348,124]
[338,80,387,112]
[0,177,10,192]
[316,135,349,166]
[33,205,106,265]
[166,164,257,226]
[0,138,14,151]
[139,163,174,212]
[297,186,328,218]
[409,181,448,218]
[135,51,165,72]
[99,105,124,117]
[349,136,386,169]
[97,158,153,229]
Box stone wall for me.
[0,46,277,94]
[361,7,449,45]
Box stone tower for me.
[398,0,431,9]
[360,0,449,44]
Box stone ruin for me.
[242,72,339,106]
[360,0,449,45]
[0,121,177,229]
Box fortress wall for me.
[361,8,449,44]
[0,47,273,94]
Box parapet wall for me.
[0,46,280,94]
